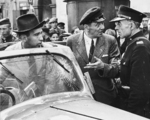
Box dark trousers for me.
[93,84,117,106]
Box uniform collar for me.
[129,31,144,41]
[124,31,144,47]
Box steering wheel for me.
[0,85,16,106]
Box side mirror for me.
[84,72,95,94]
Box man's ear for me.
[20,34,28,41]
[130,21,136,30]
[84,24,90,31]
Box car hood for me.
[0,93,148,120]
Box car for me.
[0,43,149,120]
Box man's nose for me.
[39,34,43,41]
[115,25,118,30]
[99,23,105,30]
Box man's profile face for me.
[27,27,43,48]
[142,17,149,28]
[58,25,64,30]
[50,21,57,29]
[87,21,105,38]
[45,22,51,29]
[115,20,131,39]
[0,24,11,37]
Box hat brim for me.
[14,21,45,33]
[110,17,126,22]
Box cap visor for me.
[110,17,126,22]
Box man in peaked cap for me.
[5,14,54,50]
[48,17,65,36]
[58,22,65,30]
[110,5,150,118]
[67,6,120,106]
[0,18,18,43]
[49,17,58,29]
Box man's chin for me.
[120,36,124,39]
[98,33,103,37]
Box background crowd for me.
[0,4,150,119]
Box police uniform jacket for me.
[67,31,120,105]
[121,31,150,95]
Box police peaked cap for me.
[79,6,105,25]
[110,5,146,23]
[49,17,58,23]
[58,22,65,26]
[0,18,10,25]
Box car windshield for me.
[0,53,83,111]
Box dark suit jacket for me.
[67,31,120,105]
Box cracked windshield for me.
[0,54,83,111]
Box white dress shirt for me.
[84,33,97,58]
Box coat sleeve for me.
[98,37,120,78]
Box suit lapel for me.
[92,35,105,62]
[75,31,89,64]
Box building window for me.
[49,3,56,17]
[43,0,56,18]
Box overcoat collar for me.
[76,31,89,63]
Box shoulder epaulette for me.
[136,41,144,45]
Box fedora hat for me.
[14,14,45,33]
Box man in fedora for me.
[5,14,52,50]
[67,7,120,106]
[0,14,56,106]
[110,5,150,118]
[0,18,18,43]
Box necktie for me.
[89,39,95,62]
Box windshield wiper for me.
[50,106,103,120]
[46,50,70,73]
[0,62,23,84]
